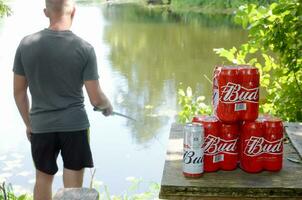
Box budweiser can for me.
[193,115,239,172]
[220,123,239,171]
[238,66,260,121]
[240,119,264,173]
[183,123,204,178]
[192,115,220,172]
[240,116,283,173]
[213,65,259,123]
[263,117,283,171]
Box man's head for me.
[44,0,75,19]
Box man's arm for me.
[84,80,113,116]
[13,73,31,141]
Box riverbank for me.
[99,0,275,14]
[149,4,235,15]
[99,0,235,14]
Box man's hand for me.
[26,126,32,142]
[84,80,113,116]
[100,103,113,117]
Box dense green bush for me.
[214,0,302,121]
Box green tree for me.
[0,0,11,17]
[214,0,302,121]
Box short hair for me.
[45,0,74,15]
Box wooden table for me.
[159,123,302,200]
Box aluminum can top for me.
[192,115,219,123]
[221,123,239,133]
[263,117,283,128]
[242,119,263,130]
[239,66,259,75]
[184,122,203,130]
[200,115,219,123]
[215,65,239,77]
[192,116,220,131]
[215,65,258,71]
[192,115,207,123]
[215,64,255,69]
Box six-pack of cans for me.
[183,65,284,177]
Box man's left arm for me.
[13,73,31,141]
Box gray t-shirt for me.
[13,28,99,133]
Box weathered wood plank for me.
[159,123,302,199]
[285,122,302,158]
[53,188,99,200]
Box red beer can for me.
[213,66,240,122]
[192,116,239,172]
[220,123,239,171]
[238,66,260,121]
[213,65,259,123]
[240,119,264,173]
[183,123,204,178]
[240,117,283,173]
[263,117,283,171]
[193,116,220,172]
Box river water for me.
[0,0,247,195]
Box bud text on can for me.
[240,116,284,173]
[183,123,204,178]
[213,65,260,123]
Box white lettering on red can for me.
[244,136,283,157]
[203,135,238,155]
[220,82,259,103]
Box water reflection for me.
[0,1,248,195]
[101,3,247,144]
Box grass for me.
[0,177,160,200]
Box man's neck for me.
[48,17,72,31]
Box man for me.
[13,0,113,199]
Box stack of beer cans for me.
[183,65,284,178]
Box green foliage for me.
[170,0,276,11]
[1,178,159,200]
[214,0,302,121]
[177,85,212,124]
[96,178,160,200]
[0,0,11,18]
[0,182,32,200]
[102,3,237,27]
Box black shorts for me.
[31,129,94,175]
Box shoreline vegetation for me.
[97,0,276,14]
[0,178,160,200]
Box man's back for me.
[13,28,99,133]
[13,1,112,199]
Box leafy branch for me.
[0,0,11,17]
[214,0,302,121]
[177,85,212,123]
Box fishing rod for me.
[93,107,136,121]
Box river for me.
[0,0,247,195]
